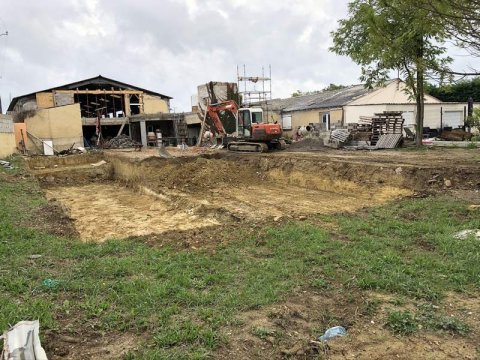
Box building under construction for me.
[7,75,193,153]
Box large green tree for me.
[417,0,480,63]
[330,0,452,145]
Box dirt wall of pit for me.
[27,152,113,185]
[103,152,479,193]
[26,151,480,193]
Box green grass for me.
[0,158,479,358]
[385,305,470,336]
[386,310,418,335]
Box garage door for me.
[282,114,292,130]
[443,111,463,128]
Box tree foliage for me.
[291,83,347,97]
[426,78,480,102]
[416,0,480,62]
[466,108,480,134]
[330,0,452,145]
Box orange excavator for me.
[206,100,286,152]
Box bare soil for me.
[44,330,139,360]
[215,288,480,360]
[45,183,219,242]
[39,152,411,242]
[31,200,79,238]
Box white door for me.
[321,112,330,130]
[282,114,292,130]
[443,111,463,129]
[402,111,415,127]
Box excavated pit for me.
[27,150,479,242]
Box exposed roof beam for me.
[55,89,144,95]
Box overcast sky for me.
[0,0,479,112]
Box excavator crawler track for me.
[227,142,269,153]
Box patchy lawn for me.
[0,156,479,359]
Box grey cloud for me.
[0,0,478,112]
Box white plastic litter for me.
[1,320,48,360]
[454,229,480,240]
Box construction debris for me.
[104,134,142,149]
[0,160,14,169]
[329,129,351,146]
[1,320,48,360]
[375,133,403,149]
[439,129,473,141]
[291,111,405,151]
[348,111,404,148]
[91,160,108,167]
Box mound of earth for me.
[288,138,325,151]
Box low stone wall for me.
[0,117,17,159]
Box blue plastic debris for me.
[318,326,347,341]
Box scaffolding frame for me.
[237,65,272,106]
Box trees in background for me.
[291,83,347,97]
[426,78,480,102]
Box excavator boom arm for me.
[206,100,239,137]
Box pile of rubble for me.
[104,135,142,149]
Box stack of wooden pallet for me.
[364,112,404,147]
[350,117,373,142]
[346,111,405,148]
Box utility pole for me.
[0,30,7,113]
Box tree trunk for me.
[415,35,425,146]
[415,69,424,146]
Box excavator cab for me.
[237,108,263,138]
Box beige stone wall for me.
[25,103,83,153]
[291,110,319,129]
[143,95,169,114]
[0,116,17,158]
[279,108,343,134]
[36,92,55,109]
[329,109,343,126]
[0,133,16,158]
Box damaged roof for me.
[7,75,172,111]
[263,83,382,112]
